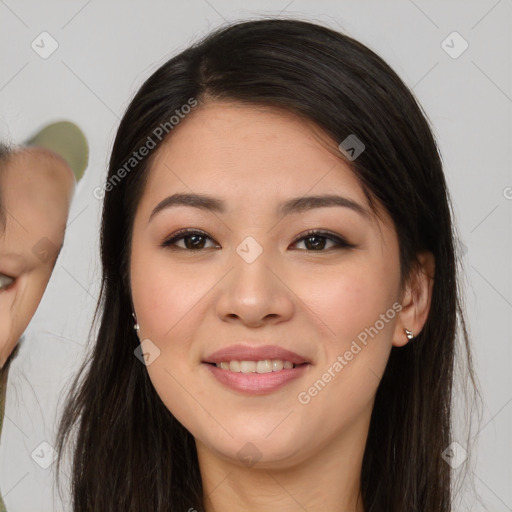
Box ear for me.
[393,251,435,347]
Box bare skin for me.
[0,147,75,367]
[0,147,75,512]
[129,101,434,511]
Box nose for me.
[215,250,295,328]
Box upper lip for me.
[203,344,310,365]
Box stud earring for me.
[132,311,140,332]
[404,328,414,340]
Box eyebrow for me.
[148,192,370,222]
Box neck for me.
[197,415,368,512]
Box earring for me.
[404,328,414,340]
[132,311,140,332]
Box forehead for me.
[0,151,71,265]
[142,101,372,215]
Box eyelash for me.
[160,228,355,252]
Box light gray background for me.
[0,1,511,510]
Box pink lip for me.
[203,344,310,365]
[202,344,311,395]
[203,363,310,395]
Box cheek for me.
[0,273,48,363]
[16,274,49,329]
[130,241,216,358]
[0,292,16,364]
[130,248,207,430]
[292,256,400,419]
[299,259,399,347]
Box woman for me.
[57,18,477,511]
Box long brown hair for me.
[56,18,479,511]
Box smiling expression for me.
[129,101,407,469]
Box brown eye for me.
[299,234,331,251]
[161,229,219,251]
[290,230,354,251]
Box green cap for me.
[25,120,89,181]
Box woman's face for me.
[0,148,75,367]
[130,101,409,469]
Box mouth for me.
[204,360,309,373]
[203,343,310,366]
[201,344,311,395]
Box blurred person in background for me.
[0,122,87,511]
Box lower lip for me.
[202,363,310,395]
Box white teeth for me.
[272,360,284,371]
[256,360,273,373]
[240,361,256,373]
[214,359,298,372]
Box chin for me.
[198,428,310,469]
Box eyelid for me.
[290,229,354,249]
[161,228,219,248]
[161,228,354,251]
